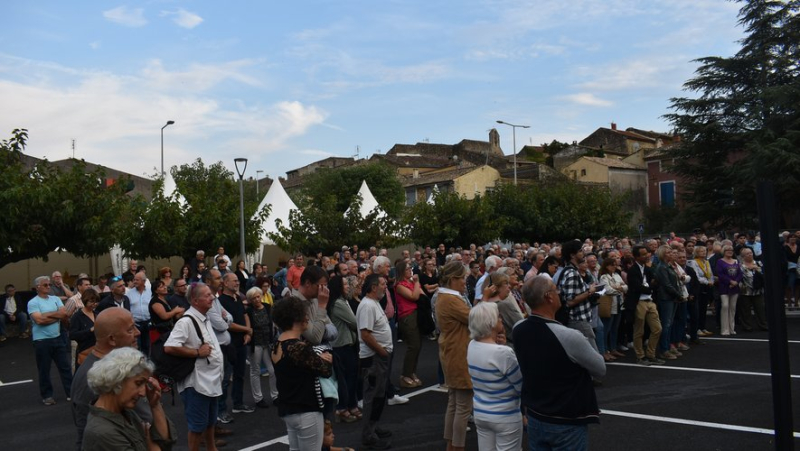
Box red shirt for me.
[394,280,417,320]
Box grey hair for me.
[469,301,499,340]
[548,246,560,257]
[495,267,516,278]
[187,282,209,304]
[373,256,390,271]
[34,276,50,287]
[522,275,553,310]
[484,255,503,271]
[87,347,154,395]
[246,287,263,302]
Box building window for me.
[660,181,675,207]
[580,169,587,176]
[405,188,416,206]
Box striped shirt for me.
[467,340,522,422]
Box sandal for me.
[411,374,422,387]
[335,409,357,423]
[349,407,362,420]
[400,376,417,388]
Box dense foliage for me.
[0,129,134,269]
[665,0,800,228]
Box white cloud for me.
[0,56,327,179]
[103,6,147,27]
[140,59,264,92]
[561,93,613,107]
[160,9,204,29]
[89,41,101,50]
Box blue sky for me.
[1,1,743,183]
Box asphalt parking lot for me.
[2,314,799,450]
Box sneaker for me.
[66,397,71,402]
[255,399,270,408]
[677,343,691,351]
[702,330,713,336]
[214,425,234,436]
[0,335,6,342]
[232,404,255,413]
[375,426,393,438]
[19,332,30,339]
[659,352,677,360]
[358,399,364,409]
[217,412,234,423]
[618,344,629,351]
[362,437,392,450]
[636,358,652,366]
[42,397,56,406]
[387,394,409,406]
[648,357,666,365]
[669,348,682,357]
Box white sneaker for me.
[358,400,363,409]
[387,394,409,406]
[432,384,449,393]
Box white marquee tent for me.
[250,180,299,264]
[345,180,387,219]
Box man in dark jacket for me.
[626,245,664,366]
[514,275,606,451]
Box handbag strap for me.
[177,314,209,363]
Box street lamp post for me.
[256,170,264,197]
[234,158,248,266]
[160,121,175,178]
[496,120,530,186]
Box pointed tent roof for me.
[426,184,439,205]
[163,174,187,207]
[346,180,386,219]
[253,180,299,245]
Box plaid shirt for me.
[558,263,593,322]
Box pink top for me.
[395,280,417,320]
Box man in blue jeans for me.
[27,275,73,406]
[513,275,606,451]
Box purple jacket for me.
[716,259,743,295]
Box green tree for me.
[120,159,269,261]
[404,190,500,247]
[0,129,134,269]
[664,0,800,228]
[270,161,406,254]
[489,182,631,243]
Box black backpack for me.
[151,315,205,386]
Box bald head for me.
[94,307,139,352]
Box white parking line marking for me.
[702,337,800,344]
[607,362,800,379]
[239,385,445,450]
[0,379,33,387]
[239,435,289,451]
[603,409,800,438]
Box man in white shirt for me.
[357,274,394,450]
[165,282,224,451]
[127,271,152,355]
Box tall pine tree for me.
[665,0,800,228]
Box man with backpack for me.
[165,282,225,451]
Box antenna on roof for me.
[353,145,360,160]
[72,139,76,159]
[423,137,429,143]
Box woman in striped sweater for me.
[467,302,523,451]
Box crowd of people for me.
[2,230,798,450]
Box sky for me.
[1,0,745,184]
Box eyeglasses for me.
[40,283,51,287]
[110,276,122,283]
[174,283,187,288]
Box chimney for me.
[611,122,617,130]
[413,169,419,179]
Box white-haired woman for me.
[246,287,278,408]
[83,347,176,451]
[467,302,523,451]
